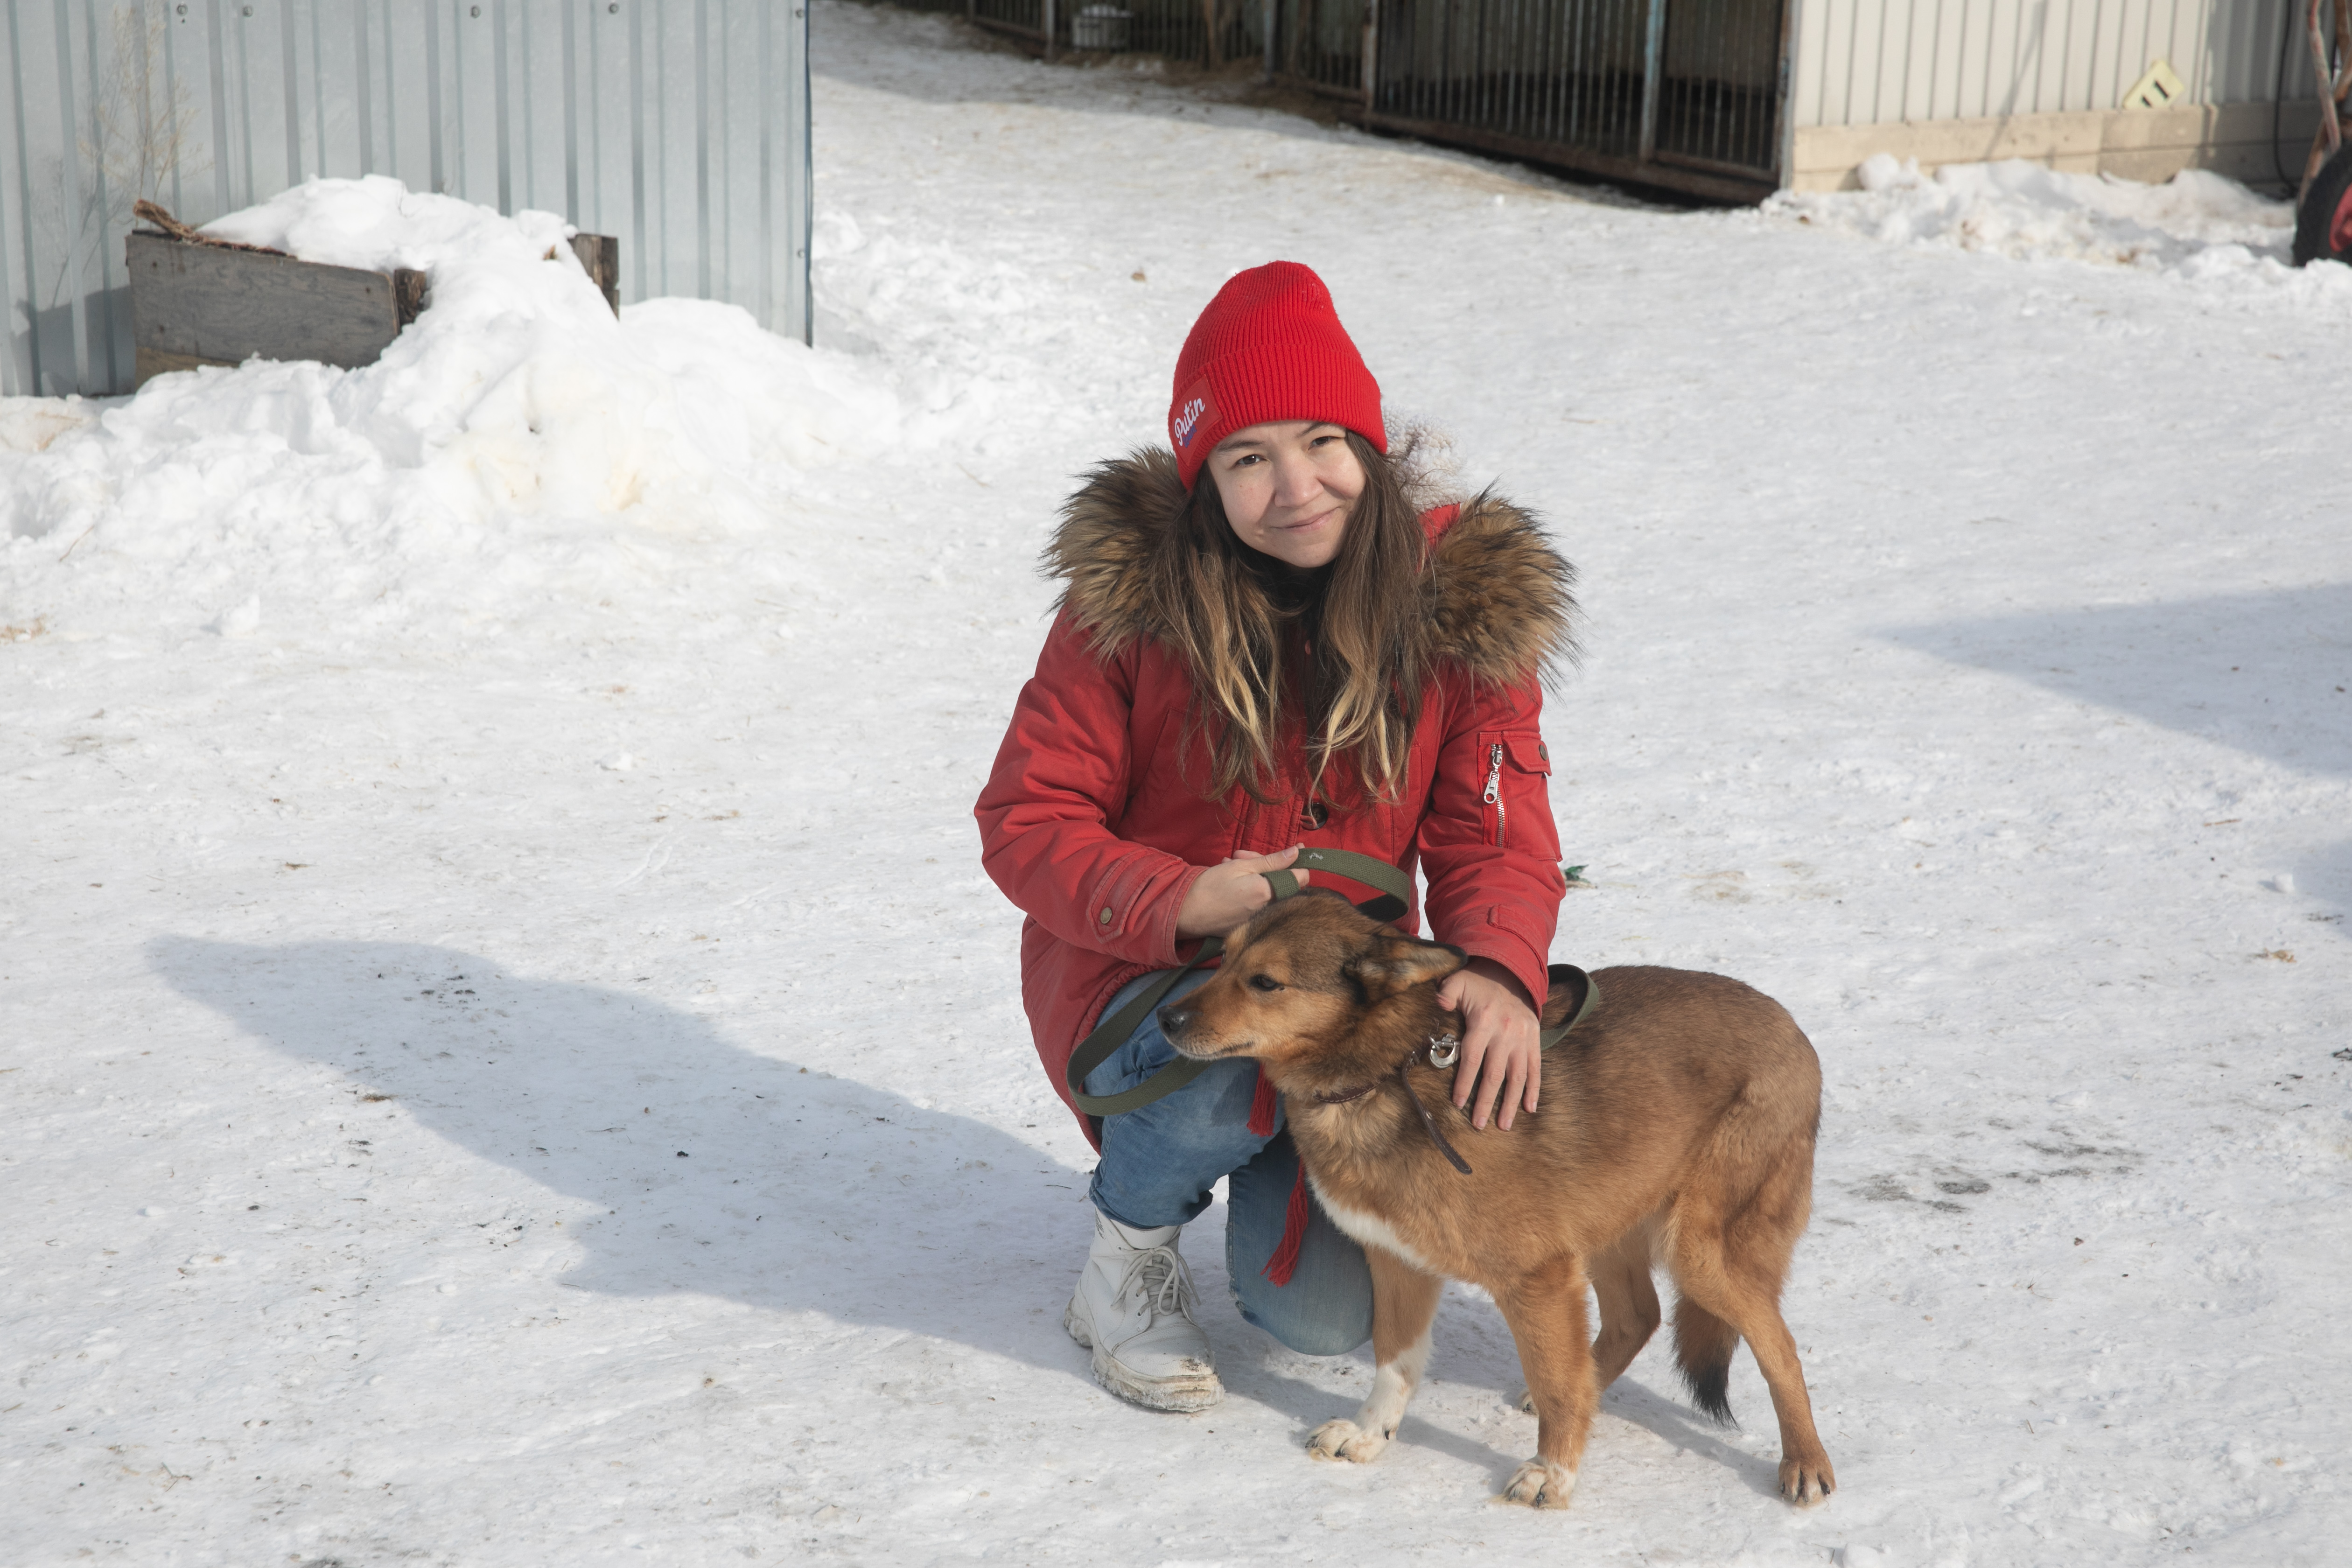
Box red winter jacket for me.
[976,451,1577,1145]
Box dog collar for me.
[1305,1032,1475,1176]
[1309,1028,1459,1105]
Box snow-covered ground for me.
[5,4,2349,1562]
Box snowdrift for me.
[1767,155,2352,308]
[1,176,901,638]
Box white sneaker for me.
[1063,1209,1223,1412]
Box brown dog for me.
[1157,890,1834,1510]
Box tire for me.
[2293,141,2352,267]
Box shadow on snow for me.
[147,935,1112,1379]
[146,936,1782,1493]
[1883,581,2352,916]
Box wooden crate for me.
[126,230,622,390]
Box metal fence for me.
[886,0,1786,198]
[908,0,1257,67]
[1342,0,1786,199]
[1274,0,1363,95]
[2,0,812,399]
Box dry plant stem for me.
[58,523,100,563]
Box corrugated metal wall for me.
[1793,0,2318,129]
[2,0,811,399]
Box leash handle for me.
[1260,846,1412,921]
[1538,963,1600,1050]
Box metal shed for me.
[3,0,813,400]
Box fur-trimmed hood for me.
[1044,448,1578,687]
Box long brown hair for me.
[1139,430,1441,807]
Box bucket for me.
[1070,4,1132,50]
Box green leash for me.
[1064,847,1599,1118]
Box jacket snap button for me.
[1098,907,1113,925]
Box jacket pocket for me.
[1476,730,1552,849]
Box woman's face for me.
[1205,420,1365,571]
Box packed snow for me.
[4,4,2348,1564]
[1765,153,2352,310]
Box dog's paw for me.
[1779,1452,1836,1507]
[1498,1458,1577,1509]
[1516,1386,1534,1414]
[1306,1418,1390,1463]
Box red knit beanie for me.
[1167,261,1385,490]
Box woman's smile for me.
[1208,420,1366,569]
[1268,502,1343,535]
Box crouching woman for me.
[974,262,1575,1411]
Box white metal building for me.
[1788,0,2327,190]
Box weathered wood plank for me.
[126,232,401,387]
[134,345,243,382]
[125,228,621,390]
[569,233,621,315]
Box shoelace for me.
[1116,1242,1201,1326]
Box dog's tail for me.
[1671,1297,1739,1425]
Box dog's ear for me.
[1347,935,1466,998]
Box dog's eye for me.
[1248,974,1283,993]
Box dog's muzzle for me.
[1156,1003,1251,1059]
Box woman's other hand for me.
[1174,845,1307,939]
[1435,958,1540,1130]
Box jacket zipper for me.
[1483,742,1505,848]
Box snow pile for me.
[1,176,901,637]
[1764,155,2344,287]
[0,395,95,454]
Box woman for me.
[975,262,1575,1411]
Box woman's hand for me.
[1435,959,1540,1130]
[1174,844,1307,939]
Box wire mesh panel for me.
[2,0,812,398]
[1653,0,1781,174]
[968,0,1045,41]
[1274,0,1363,94]
[1372,0,1652,161]
[1274,0,1786,200]
[1099,0,1258,66]
[966,0,1257,66]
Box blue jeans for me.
[1083,967,1372,1357]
